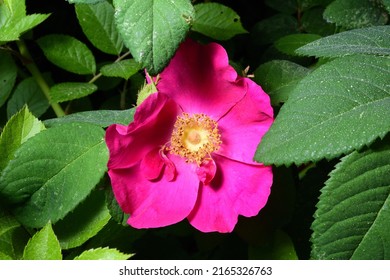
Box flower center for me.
[170,113,221,164]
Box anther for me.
[169,113,221,165]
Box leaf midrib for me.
[30,139,104,200]
[84,4,118,52]
[3,138,104,203]
[266,96,390,153]
[351,191,390,259]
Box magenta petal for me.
[140,147,164,180]
[105,93,179,169]
[109,155,199,229]
[217,78,274,163]
[160,151,176,181]
[196,158,217,185]
[187,154,273,233]
[157,39,245,119]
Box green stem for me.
[16,40,65,117]
[298,162,316,180]
[116,50,132,62]
[88,51,132,84]
[120,79,128,110]
[88,72,102,84]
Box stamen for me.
[169,113,221,165]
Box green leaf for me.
[0,51,17,107]
[301,7,335,36]
[251,14,298,46]
[299,0,334,10]
[0,106,45,172]
[54,189,111,250]
[7,77,49,119]
[0,123,108,228]
[23,222,62,260]
[265,0,297,14]
[75,2,123,55]
[0,252,12,260]
[254,60,310,105]
[37,34,96,75]
[0,206,30,260]
[114,0,194,75]
[0,5,10,28]
[100,59,141,79]
[50,82,98,103]
[44,108,135,128]
[192,3,248,41]
[74,247,132,260]
[0,253,13,260]
[0,0,49,42]
[2,14,50,41]
[1,0,26,24]
[311,144,390,259]
[255,54,390,166]
[323,0,388,29]
[383,0,390,13]
[67,0,105,4]
[85,219,145,253]
[249,230,298,260]
[274,33,322,56]
[297,26,390,58]
[106,188,129,226]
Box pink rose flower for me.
[105,39,274,233]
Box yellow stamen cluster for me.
[170,113,221,165]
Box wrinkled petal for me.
[157,39,245,119]
[187,154,272,233]
[160,150,176,181]
[196,158,217,185]
[217,78,273,163]
[106,92,179,169]
[109,154,199,229]
[140,147,165,180]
